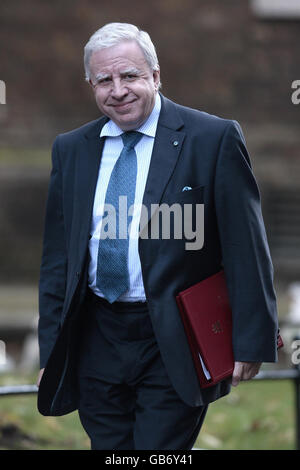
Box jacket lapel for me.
[72,118,107,269]
[139,95,186,234]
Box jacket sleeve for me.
[214,120,278,362]
[38,136,68,368]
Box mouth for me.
[111,100,136,112]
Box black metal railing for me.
[0,384,38,396]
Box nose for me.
[111,78,128,100]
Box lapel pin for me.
[173,140,179,146]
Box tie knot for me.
[121,131,143,150]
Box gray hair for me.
[84,22,160,83]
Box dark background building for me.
[0,0,299,286]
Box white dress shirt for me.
[88,93,161,301]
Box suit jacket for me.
[37,94,278,416]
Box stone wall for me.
[0,0,299,143]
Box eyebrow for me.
[94,72,110,82]
[94,68,142,83]
[120,67,141,76]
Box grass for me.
[195,380,295,450]
[0,372,296,450]
[0,396,89,450]
[0,371,89,450]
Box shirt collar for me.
[100,93,161,139]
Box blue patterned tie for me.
[96,131,143,303]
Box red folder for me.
[176,270,234,388]
[176,270,283,389]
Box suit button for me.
[76,271,80,279]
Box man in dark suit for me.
[37,22,278,450]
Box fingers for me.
[36,368,45,387]
[231,362,243,387]
[231,361,261,387]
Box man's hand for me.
[231,361,261,387]
[36,368,45,387]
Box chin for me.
[117,116,143,131]
[118,123,138,131]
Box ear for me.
[153,69,160,89]
[89,79,98,97]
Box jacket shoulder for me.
[54,116,106,145]
[175,101,233,130]
[161,96,245,149]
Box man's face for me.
[89,41,160,131]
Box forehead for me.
[89,40,150,75]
